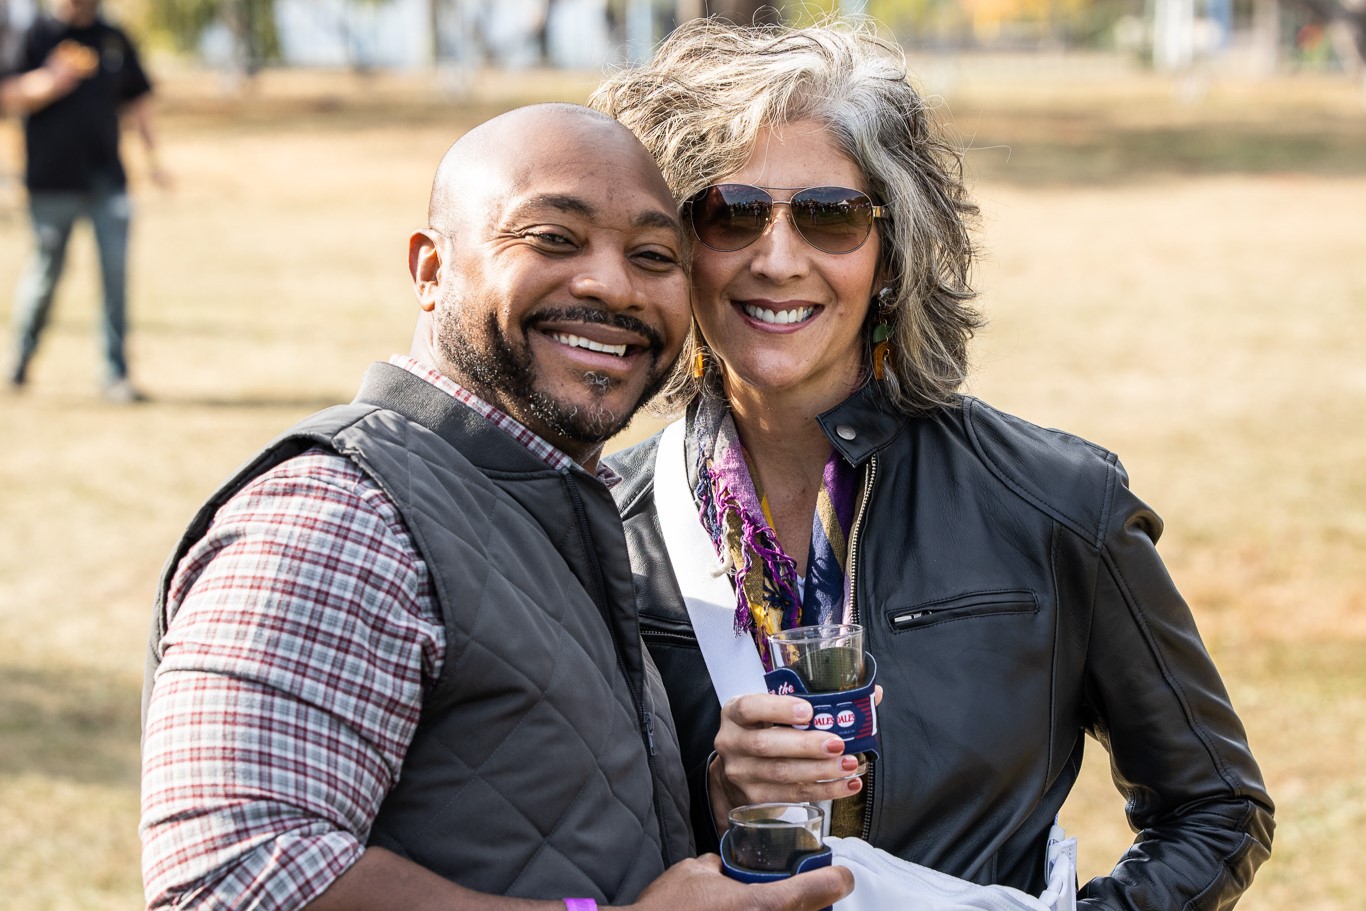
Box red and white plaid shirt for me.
[140,356,615,909]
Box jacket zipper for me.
[846,453,877,628]
[641,628,700,647]
[563,474,674,864]
[846,454,878,841]
[890,591,1037,629]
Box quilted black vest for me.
[145,362,693,902]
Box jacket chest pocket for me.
[887,589,1038,632]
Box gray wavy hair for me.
[589,17,983,414]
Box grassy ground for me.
[1,60,1362,909]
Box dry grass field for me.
[1,59,1362,909]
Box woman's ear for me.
[408,229,444,312]
[874,259,894,300]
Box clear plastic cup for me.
[768,623,866,692]
[727,802,825,872]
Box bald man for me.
[140,105,852,911]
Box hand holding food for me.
[45,39,100,89]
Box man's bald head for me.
[427,103,668,235]
[406,102,689,468]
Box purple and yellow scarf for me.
[691,397,859,669]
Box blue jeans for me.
[10,182,132,383]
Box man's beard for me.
[436,302,671,447]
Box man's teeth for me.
[552,332,628,357]
[743,304,815,325]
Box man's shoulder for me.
[179,403,385,523]
[18,16,143,77]
[20,16,65,59]
[240,445,368,494]
[22,16,127,44]
[286,401,387,441]
[24,14,64,37]
[93,17,142,49]
[295,399,507,515]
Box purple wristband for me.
[564,900,598,911]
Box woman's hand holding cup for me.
[710,623,881,826]
[708,691,867,827]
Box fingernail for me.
[824,738,845,754]
[793,703,812,722]
[841,755,859,770]
[847,778,862,792]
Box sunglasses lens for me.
[688,185,881,254]
[791,187,875,254]
[690,184,773,252]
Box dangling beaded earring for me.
[872,287,895,381]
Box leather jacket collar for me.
[815,380,915,466]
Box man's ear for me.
[409,229,444,313]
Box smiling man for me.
[417,113,684,457]
[138,104,852,911]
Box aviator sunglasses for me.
[686,184,891,255]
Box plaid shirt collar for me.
[389,356,620,487]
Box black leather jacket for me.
[609,384,1273,909]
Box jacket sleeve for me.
[1077,461,1274,910]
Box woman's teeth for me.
[743,303,815,325]
[552,333,627,356]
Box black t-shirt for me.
[19,15,152,192]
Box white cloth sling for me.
[652,419,1078,911]
[653,419,770,705]
[826,829,1078,911]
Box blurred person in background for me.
[4,0,166,402]
[140,103,851,911]
[592,17,1274,909]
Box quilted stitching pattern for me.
[335,412,667,901]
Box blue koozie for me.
[720,827,835,911]
[764,652,880,758]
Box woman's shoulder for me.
[604,428,665,517]
[953,396,1117,469]
[945,397,1129,547]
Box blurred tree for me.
[148,0,279,68]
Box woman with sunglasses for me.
[591,18,1272,909]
